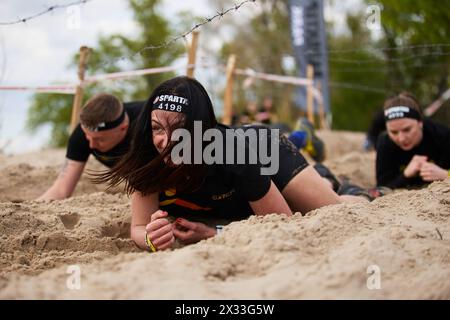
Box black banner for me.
[289,0,330,114]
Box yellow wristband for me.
[145,232,157,252]
[447,170,450,178]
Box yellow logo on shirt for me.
[212,189,235,200]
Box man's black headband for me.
[152,94,189,114]
[384,106,422,122]
[83,109,126,132]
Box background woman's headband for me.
[83,109,126,132]
[152,94,189,114]
[384,106,422,122]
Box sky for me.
[0,0,364,154]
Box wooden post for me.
[306,64,315,126]
[70,46,91,133]
[186,31,199,78]
[317,81,328,130]
[223,55,237,125]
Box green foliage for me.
[216,0,388,131]
[27,0,184,147]
[367,0,450,125]
[28,0,450,144]
[27,93,74,147]
[216,0,450,130]
[328,12,387,131]
[218,0,299,127]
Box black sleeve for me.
[235,162,272,202]
[367,110,386,146]
[375,135,415,188]
[66,124,91,162]
[432,121,450,169]
[219,124,272,201]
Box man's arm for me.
[37,159,86,201]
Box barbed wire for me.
[0,0,94,26]
[96,0,258,69]
[330,61,449,73]
[223,44,450,68]
[329,81,385,94]
[329,51,450,64]
[325,43,450,55]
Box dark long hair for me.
[95,76,217,196]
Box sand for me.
[0,131,449,299]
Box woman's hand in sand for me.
[145,210,175,251]
[419,162,448,182]
[172,218,216,244]
[404,155,428,178]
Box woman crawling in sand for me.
[376,94,450,189]
[98,76,347,252]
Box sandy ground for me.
[0,131,449,299]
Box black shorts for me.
[244,124,309,191]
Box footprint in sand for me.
[58,212,80,230]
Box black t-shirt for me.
[159,124,273,220]
[376,119,450,188]
[367,109,386,147]
[66,101,145,167]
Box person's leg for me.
[314,164,371,203]
[269,133,341,215]
[313,163,341,192]
[281,165,341,214]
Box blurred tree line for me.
[218,0,450,130]
[28,0,450,147]
[27,0,184,146]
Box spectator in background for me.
[256,96,277,125]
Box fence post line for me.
[186,31,199,78]
[70,46,91,133]
[306,64,315,126]
[223,55,237,125]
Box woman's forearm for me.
[131,225,149,251]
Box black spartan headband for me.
[83,109,126,132]
[152,94,189,114]
[384,106,422,122]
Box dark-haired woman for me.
[376,95,450,189]
[100,76,342,252]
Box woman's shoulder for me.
[376,132,397,151]
[423,119,450,139]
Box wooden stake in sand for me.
[223,54,237,125]
[317,81,329,130]
[186,31,199,78]
[70,46,91,133]
[306,64,315,126]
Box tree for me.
[214,0,450,130]
[367,0,450,125]
[27,0,184,147]
[327,12,387,131]
[215,0,387,131]
[217,0,301,127]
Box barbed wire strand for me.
[330,61,449,73]
[325,43,450,55]
[329,51,450,64]
[0,0,94,26]
[329,81,385,94]
[96,0,258,69]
